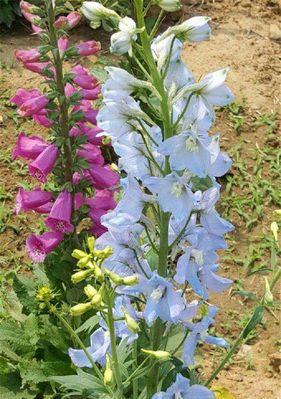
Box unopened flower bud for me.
[93,247,113,260]
[70,302,92,316]
[141,349,171,361]
[106,270,124,285]
[122,275,139,286]
[81,2,120,29]
[270,221,279,243]
[72,249,88,259]
[71,269,92,284]
[104,368,113,385]
[273,209,281,220]
[155,0,182,12]
[84,284,97,299]
[87,236,96,253]
[94,264,104,282]
[102,136,111,145]
[77,254,92,268]
[264,277,274,305]
[124,312,140,333]
[91,293,102,307]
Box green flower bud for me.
[84,284,97,299]
[87,237,96,253]
[122,275,139,286]
[70,302,92,316]
[71,269,92,284]
[141,349,171,361]
[270,221,279,242]
[77,254,92,268]
[106,270,124,285]
[124,312,140,333]
[72,249,88,259]
[104,368,113,385]
[91,293,102,307]
[264,277,274,305]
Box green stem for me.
[51,308,104,382]
[106,291,123,398]
[132,341,139,399]
[134,1,173,396]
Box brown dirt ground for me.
[0,0,280,398]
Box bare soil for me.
[0,0,280,398]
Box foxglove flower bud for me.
[15,48,41,63]
[75,40,101,56]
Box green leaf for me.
[75,315,100,334]
[242,306,264,339]
[50,369,107,395]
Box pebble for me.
[269,24,281,40]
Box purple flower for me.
[152,373,215,399]
[133,272,185,326]
[28,144,59,182]
[26,231,64,262]
[77,143,104,165]
[15,187,52,214]
[88,165,119,190]
[45,190,74,234]
[182,306,228,366]
[12,132,48,161]
[68,328,110,368]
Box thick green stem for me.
[106,291,123,398]
[134,1,173,396]
[47,2,79,245]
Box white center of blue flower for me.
[171,182,183,197]
[151,285,165,302]
[185,136,199,152]
[191,249,204,266]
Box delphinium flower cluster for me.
[11,0,119,262]
[61,0,235,398]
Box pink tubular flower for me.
[20,0,35,13]
[18,95,49,117]
[15,48,41,63]
[28,144,59,182]
[58,37,69,55]
[21,10,40,24]
[45,190,74,234]
[12,132,48,160]
[26,231,64,263]
[54,12,81,29]
[88,208,108,237]
[86,189,116,212]
[34,201,54,214]
[64,83,76,97]
[32,113,52,128]
[88,165,119,190]
[31,24,44,34]
[80,86,101,101]
[77,143,104,165]
[10,88,41,107]
[15,187,52,214]
[72,65,98,90]
[76,41,101,56]
[23,62,54,76]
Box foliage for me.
[0,0,21,28]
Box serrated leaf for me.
[19,359,46,384]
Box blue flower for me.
[182,306,228,366]
[194,187,234,236]
[152,373,215,399]
[144,173,194,221]
[160,130,211,177]
[133,272,185,326]
[68,327,110,368]
[115,175,153,223]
